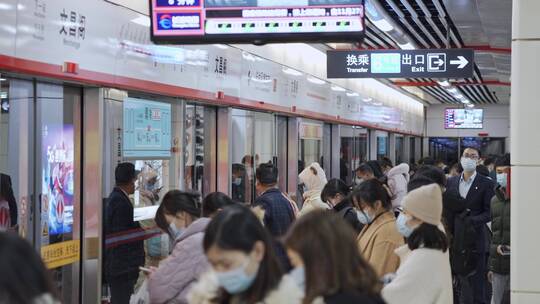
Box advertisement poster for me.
[42,124,75,236]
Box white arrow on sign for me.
[450,56,469,69]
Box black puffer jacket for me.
[104,188,145,279]
[489,188,510,275]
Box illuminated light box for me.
[444,108,484,129]
[150,0,365,44]
[123,98,172,158]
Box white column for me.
[403,136,411,164]
[369,130,377,160]
[422,137,429,158]
[388,133,396,164]
[511,1,540,302]
[414,137,422,162]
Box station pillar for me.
[511,1,540,302]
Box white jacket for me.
[298,190,331,216]
[382,245,453,304]
[187,272,303,304]
[298,163,329,217]
[386,163,410,209]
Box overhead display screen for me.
[123,98,172,158]
[150,0,365,44]
[445,108,484,129]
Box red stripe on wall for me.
[0,54,421,136]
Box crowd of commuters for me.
[0,147,512,304]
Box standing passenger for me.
[488,154,511,304]
[104,163,144,304]
[352,179,404,277]
[298,163,329,216]
[447,147,494,304]
[382,184,452,304]
[187,205,303,304]
[254,163,295,270]
[148,191,210,304]
[320,178,363,233]
[284,211,385,304]
[354,164,376,186]
[383,160,410,210]
[0,173,17,231]
[0,233,60,303]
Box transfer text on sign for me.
[327,49,474,79]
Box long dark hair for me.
[350,179,392,210]
[0,233,58,303]
[0,173,17,225]
[202,192,236,218]
[407,223,448,252]
[161,190,201,218]
[285,211,381,304]
[320,179,350,203]
[203,205,283,303]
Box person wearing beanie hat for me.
[382,184,453,304]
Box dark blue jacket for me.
[104,188,145,279]
[254,188,295,271]
[253,188,295,238]
[447,173,495,253]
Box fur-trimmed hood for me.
[187,272,304,304]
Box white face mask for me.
[496,173,508,188]
[461,157,477,172]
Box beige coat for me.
[357,211,404,277]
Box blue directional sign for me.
[327,49,474,79]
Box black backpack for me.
[450,209,479,276]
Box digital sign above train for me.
[444,108,484,129]
[150,0,365,44]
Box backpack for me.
[450,209,479,276]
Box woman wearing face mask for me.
[284,210,385,304]
[382,184,452,304]
[298,163,330,217]
[148,190,211,304]
[320,179,363,233]
[188,205,303,304]
[351,179,404,277]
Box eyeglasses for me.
[463,153,479,160]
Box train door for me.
[0,77,83,303]
[339,126,368,185]
[229,109,276,204]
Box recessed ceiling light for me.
[437,80,450,87]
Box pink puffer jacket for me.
[148,218,210,304]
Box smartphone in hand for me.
[500,245,510,256]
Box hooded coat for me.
[298,163,330,216]
[386,163,410,209]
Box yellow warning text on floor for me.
[41,240,80,269]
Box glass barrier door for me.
[230,109,276,204]
[36,83,82,303]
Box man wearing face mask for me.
[447,148,495,304]
[104,163,144,304]
[487,154,511,304]
[354,164,376,186]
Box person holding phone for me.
[488,154,511,304]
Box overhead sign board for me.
[327,49,474,79]
[150,0,365,44]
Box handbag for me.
[130,279,150,304]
